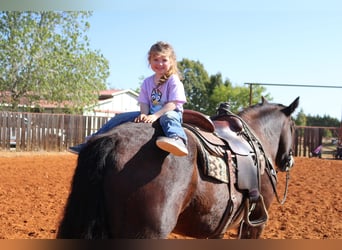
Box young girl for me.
[69,41,188,156]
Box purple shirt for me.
[138,74,187,114]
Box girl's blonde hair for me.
[148,41,182,85]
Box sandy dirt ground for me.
[0,152,341,239]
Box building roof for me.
[99,89,139,100]
[0,89,139,109]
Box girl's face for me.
[150,54,171,76]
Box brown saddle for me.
[182,109,268,229]
[183,109,253,156]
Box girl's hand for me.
[142,114,158,123]
[134,114,158,123]
[134,114,147,123]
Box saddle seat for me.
[183,109,215,133]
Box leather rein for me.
[266,149,293,205]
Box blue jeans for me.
[159,110,187,143]
[92,110,187,143]
[93,111,140,136]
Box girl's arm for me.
[152,101,177,119]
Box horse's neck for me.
[242,113,281,160]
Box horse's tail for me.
[57,136,115,239]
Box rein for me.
[274,170,290,205]
[252,118,295,206]
[275,148,294,205]
[266,158,291,205]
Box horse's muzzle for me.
[278,150,294,172]
[282,152,294,172]
[285,155,295,171]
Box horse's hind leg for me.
[105,192,179,239]
[105,202,177,238]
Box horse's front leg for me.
[238,222,265,239]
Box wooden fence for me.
[294,126,340,157]
[1,111,340,155]
[0,111,110,151]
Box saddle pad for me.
[206,154,229,183]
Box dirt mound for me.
[0,153,340,239]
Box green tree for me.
[178,59,210,113]
[0,11,109,113]
[295,108,307,126]
[177,58,270,115]
[209,83,269,114]
[306,114,340,127]
[206,73,230,114]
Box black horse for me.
[57,97,299,239]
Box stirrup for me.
[243,195,269,227]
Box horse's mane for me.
[239,101,286,115]
[238,101,286,124]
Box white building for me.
[83,89,140,117]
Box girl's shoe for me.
[68,143,86,154]
[156,136,188,156]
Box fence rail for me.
[0,111,110,151]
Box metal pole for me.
[249,84,253,106]
[244,82,342,89]
[339,108,342,144]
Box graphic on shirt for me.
[151,88,162,105]
[150,88,163,113]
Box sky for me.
[3,0,342,120]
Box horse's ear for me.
[282,97,300,116]
[261,96,268,105]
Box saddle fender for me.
[213,120,253,156]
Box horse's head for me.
[240,97,299,173]
[270,97,299,172]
